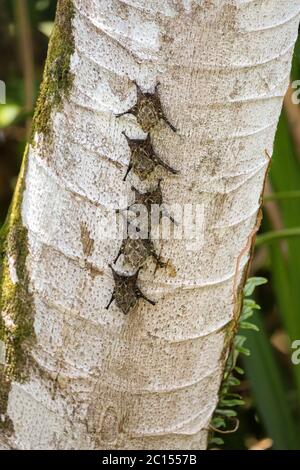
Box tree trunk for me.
[1,0,300,450]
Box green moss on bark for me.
[0,0,75,434]
[0,146,35,430]
[31,0,75,142]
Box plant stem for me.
[264,190,300,202]
[256,227,300,246]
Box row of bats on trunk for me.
[106,82,179,315]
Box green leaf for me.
[270,110,300,404]
[36,0,50,11]
[226,393,242,399]
[0,104,21,127]
[243,310,300,449]
[256,228,300,246]
[240,309,255,321]
[210,437,224,446]
[234,335,246,347]
[243,277,268,297]
[38,21,54,38]
[215,409,237,418]
[240,321,259,332]
[243,299,261,310]
[219,398,245,407]
[211,417,226,429]
[234,335,251,356]
[227,376,241,387]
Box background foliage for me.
[1,0,300,450]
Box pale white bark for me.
[2,0,300,450]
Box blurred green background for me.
[1,0,300,450]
